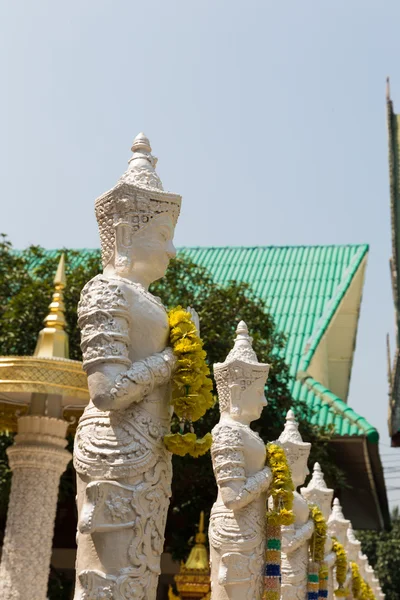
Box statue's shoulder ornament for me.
[78,275,131,371]
[211,423,246,483]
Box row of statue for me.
[72,133,384,600]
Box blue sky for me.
[1,1,400,509]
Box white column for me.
[0,415,71,600]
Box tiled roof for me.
[23,244,375,441]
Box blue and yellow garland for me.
[263,443,295,600]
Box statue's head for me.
[277,410,311,488]
[300,462,333,520]
[327,498,350,546]
[95,133,182,284]
[214,321,270,424]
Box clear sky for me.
[1,1,400,510]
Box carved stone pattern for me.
[119,166,163,190]
[210,423,268,600]
[78,276,131,370]
[0,448,70,600]
[76,461,172,600]
[74,404,170,479]
[211,425,246,482]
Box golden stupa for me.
[169,511,211,600]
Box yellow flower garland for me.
[360,579,375,600]
[331,537,349,597]
[309,504,327,564]
[265,443,295,526]
[163,307,214,458]
[350,561,362,599]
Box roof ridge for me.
[179,243,369,251]
[14,244,370,254]
[298,373,379,443]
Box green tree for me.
[0,237,344,592]
[357,507,400,600]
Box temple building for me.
[386,78,400,447]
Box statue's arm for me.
[78,276,176,411]
[86,347,176,411]
[282,517,314,553]
[211,425,271,511]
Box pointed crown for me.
[213,321,270,412]
[301,462,333,519]
[95,133,182,267]
[277,409,311,466]
[346,524,361,561]
[328,498,350,545]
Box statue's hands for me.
[186,306,200,335]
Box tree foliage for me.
[0,237,344,584]
[357,507,400,600]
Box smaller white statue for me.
[209,321,272,600]
[327,498,350,596]
[278,410,314,600]
[301,462,336,599]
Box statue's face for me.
[114,213,176,284]
[289,453,310,488]
[231,378,267,423]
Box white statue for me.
[327,498,350,597]
[209,321,272,600]
[73,133,181,599]
[301,462,336,599]
[346,525,362,599]
[278,410,314,600]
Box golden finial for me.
[34,254,69,359]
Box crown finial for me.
[279,409,307,445]
[300,461,333,519]
[387,76,391,100]
[224,320,259,364]
[131,132,152,154]
[34,254,69,359]
[328,497,350,545]
[119,132,163,190]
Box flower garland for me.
[163,307,214,458]
[331,538,349,597]
[265,443,295,526]
[350,562,362,599]
[309,505,327,563]
[308,504,329,599]
[360,580,375,600]
[263,443,295,600]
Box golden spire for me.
[174,511,210,599]
[184,511,208,570]
[34,254,69,359]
